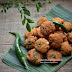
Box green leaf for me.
[31,0,35,1]
[9,5,12,8]
[21,14,22,19]
[20,10,22,14]
[4,9,6,13]
[20,10,22,19]
[1,10,3,13]
[20,1,23,4]
[22,6,26,9]
[7,7,9,10]
[46,0,52,4]
[24,15,26,19]
[38,1,42,7]
[24,9,30,16]
[22,18,25,25]
[36,0,42,12]
[27,18,34,23]
[36,4,39,12]
[2,4,72,72]
[26,23,31,32]
[22,6,30,16]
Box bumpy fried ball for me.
[37,17,48,26]
[49,33,63,48]
[63,22,72,31]
[34,38,50,53]
[40,21,56,36]
[60,41,72,55]
[36,27,45,38]
[24,36,37,49]
[25,28,37,38]
[54,31,67,42]
[52,17,64,24]
[68,32,72,43]
[26,48,43,64]
[47,49,62,62]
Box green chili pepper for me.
[33,20,69,33]
[9,32,29,72]
[49,20,69,33]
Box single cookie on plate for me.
[37,17,48,26]
[26,48,43,64]
[34,38,50,53]
[40,21,56,36]
[60,41,72,55]
[47,49,62,62]
[63,22,72,31]
[49,33,63,48]
[24,36,37,49]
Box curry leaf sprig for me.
[35,0,51,12]
[35,0,42,12]
[32,0,51,12]
[17,3,34,32]
[0,1,34,32]
[0,0,52,32]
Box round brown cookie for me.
[63,22,72,31]
[26,48,43,64]
[49,33,63,48]
[60,41,72,55]
[24,36,37,49]
[54,31,67,42]
[47,49,62,62]
[25,28,37,38]
[37,17,48,26]
[40,21,56,36]
[34,38,50,53]
[67,32,72,43]
[36,27,45,38]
